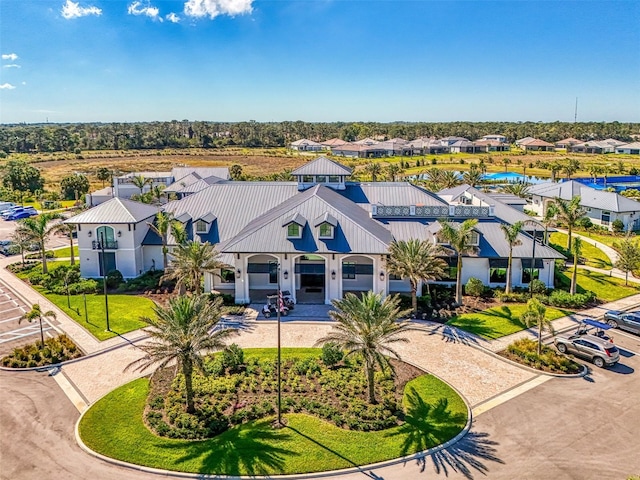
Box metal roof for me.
[64,198,159,224]
[314,212,338,227]
[219,184,392,254]
[171,167,230,182]
[291,156,353,176]
[528,181,640,213]
[342,182,449,213]
[165,176,224,194]
[474,222,564,259]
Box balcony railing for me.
[92,240,118,250]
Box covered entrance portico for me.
[294,254,326,304]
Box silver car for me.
[603,310,640,336]
[555,333,620,368]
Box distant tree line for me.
[0,120,638,154]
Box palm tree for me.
[386,163,402,182]
[440,170,461,189]
[439,218,479,305]
[171,222,188,246]
[462,166,483,187]
[147,211,175,269]
[542,202,557,244]
[502,157,510,172]
[570,237,582,294]
[588,164,601,183]
[314,292,413,404]
[161,241,228,294]
[500,221,524,294]
[387,239,447,314]
[521,297,554,355]
[549,162,562,182]
[151,184,165,204]
[131,175,150,195]
[10,228,31,264]
[20,304,56,349]
[96,167,111,188]
[501,182,530,198]
[365,162,382,182]
[52,222,77,265]
[553,196,586,250]
[125,295,235,414]
[16,213,61,273]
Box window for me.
[601,211,611,226]
[302,175,314,183]
[328,175,340,183]
[269,261,278,284]
[490,268,507,283]
[220,269,235,283]
[342,262,356,279]
[461,196,472,205]
[389,273,402,281]
[319,223,333,239]
[195,220,208,233]
[316,175,327,183]
[287,223,301,238]
[521,268,540,283]
[468,231,479,246]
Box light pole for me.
[275,263,283,427]
[99,231,111,331]
[529,222,538,298]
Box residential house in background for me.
[615,142,640,155]
[555,137,582,150]
[516,137,554,151]
[290,139,324,151]
[570,139,625,154]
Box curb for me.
[74,362,473,480]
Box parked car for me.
[569,319,614,343]
[0,202,16,213]
[0,241,16,256]
[6,210,36,221]
[2,206,35,219]
[604,310,640,336]
[555,334,620,368]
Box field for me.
[6,148,640,191]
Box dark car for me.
[604,310,640,336]
[7,210,35,221]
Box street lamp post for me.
[99,232,110,331]
[276,263,283,427]
[529,224,538,298]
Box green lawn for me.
[79,351,468,475]
[41,290,153,340]
[558,269,640,302]
[447,304,572,339]
[52,245,79,258]
[573,229,630,249]
[549,232,612,270]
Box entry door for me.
[99,252,117,276]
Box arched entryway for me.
[341,255,374,297]
[246,254,279,304]
[295,255,326,304]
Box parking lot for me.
[0,274,60,357]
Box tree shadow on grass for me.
[448,305,526,340]
[387,388,503,479]
[159,418,294,476]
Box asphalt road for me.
[1,347,639,480]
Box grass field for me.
[447,304,572,339]
[549,232,613,270]
[558,269,640,301]
[573,229,633,250]
[79,349,468,475]
[51,245,79,258]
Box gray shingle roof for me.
[64,198,159,224]
[291,156,353,176]
[529,181,640,213]
[219,184,392,254]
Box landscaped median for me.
[77,348,469,476]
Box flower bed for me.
[1,334,82,368]
[499,338,582,374]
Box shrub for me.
[542,290,595,309]
[503,338,582,374]
[106,269,124,288]
[612,218,625,234]
[495,290,530,303]
[209,292,235,306]
[577,217,593,230]
[321,342,344,368]
[530,279,547,295]
[220,344,244,373]
[465,277,485,297]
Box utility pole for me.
[275,263,283,427]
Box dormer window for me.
[468,231,480,246]
[319,223,334,239]
[328,175,340,183]
[195,220,208,233]
[287,223,301,238]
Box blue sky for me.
[1,0,639,124]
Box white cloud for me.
[3,64,21,69]
[128,1,161,20]
[184,0,253,19]
[2,53,19,61]
[0,83,16,90]
[166,12,180,23]
[61,0,102,19]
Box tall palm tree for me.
[553,196,586,250]
[522,297,554,355]
[462,166,483,187]
[440,170,461,189]
[171,222,188,246]
[147,211,175,269]
[151,184,165,204]
[549,162,562,182]
[570,237,582,294]
[501,182,530,199]
[500,221,524,294]
[542,202,558,244]
[588,164,601,183]
[20,304,56,349]
[386,163,402,182]
[387,239,447,314]
[365,162,382,182]
[314,292,412,404]
[125,295,235,413]
[439,218,479,305]
[131,175,150,195]
[52,222,77,265]
[161,241,228,294]
[16,213,61,273]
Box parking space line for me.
[0,326,54,343]
[0,315,23,324]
